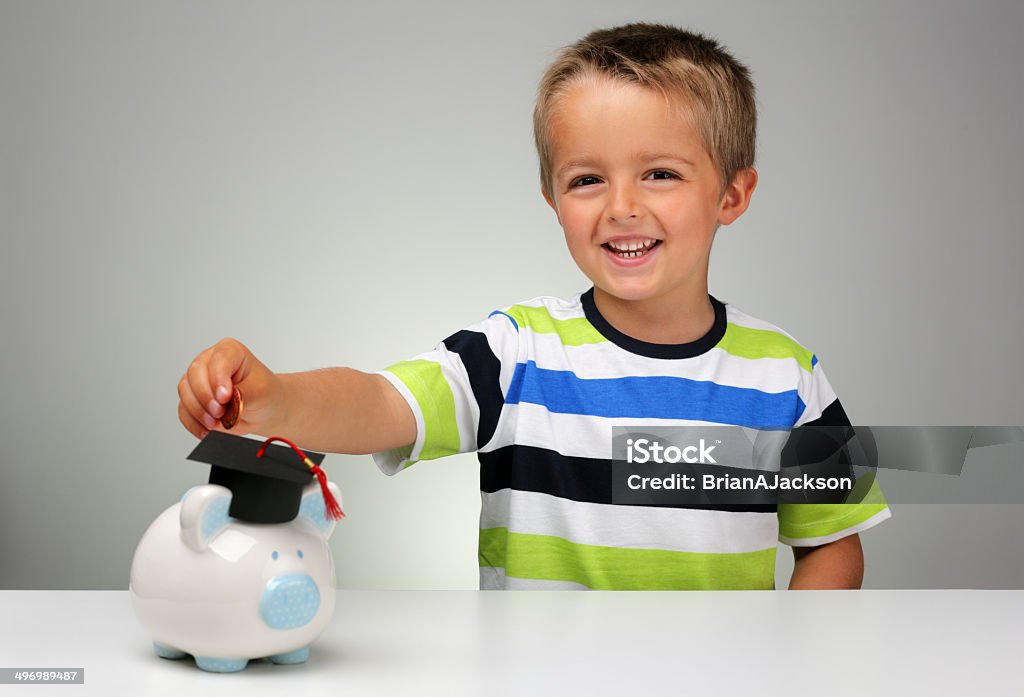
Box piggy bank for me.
[129,480,341,672]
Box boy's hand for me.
[177,338,283,439]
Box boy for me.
[177,22,890,590]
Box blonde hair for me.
[534,23,756,199]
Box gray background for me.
[1,0,1021,590]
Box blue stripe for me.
[488,310,518,331]
[505,361,802,429]
[811,354,818,369]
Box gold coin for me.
[222,386,243,430]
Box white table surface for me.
[0,589,1021,696]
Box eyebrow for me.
[557,152,697,178]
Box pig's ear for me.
[296,481,343,539]
[179,484,234,552]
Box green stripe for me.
[846,471,888,505]
[503,305,607,346]
[716,323,815,373]
[504,304,815,374]
[478,528,776,590]
[383,360,460,465]
[778,474,889,540]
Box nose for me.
[606,181,641,223]
[259,573,321,630]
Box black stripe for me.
[779,398,867,503]
[442,329,504,449]
[479,444,777,513]
[804,398,852,428]
[781,398,854,468]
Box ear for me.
[296,481,344,540]
[542,185,562,226]
[179,484,234,553]
[717,167,758,226]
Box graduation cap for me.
[187,431,344,524]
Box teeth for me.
[608,239,656,251]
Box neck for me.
[592,284,715,345]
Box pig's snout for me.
[259,574,321,630]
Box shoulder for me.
[718,300,818,375]
[719,300,845,425]
[490,292,585,332]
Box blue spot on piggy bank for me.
[129,481,343,672]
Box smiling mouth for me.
[601,240,663,258]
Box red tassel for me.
[256,436,345,521]
[311,464,345,520]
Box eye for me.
[646,170,680,181]
[297,549,304,559]
[569,175,601,188]
[271,550,279,560]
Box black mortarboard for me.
[187,431,328,524]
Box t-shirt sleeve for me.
[777,357,892,546]
[370,309,521,475]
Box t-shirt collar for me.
[580,286,727,359]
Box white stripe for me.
[793,364,839,428]
[521,328,805,394]
[724,304,808,345]
[501,293,585,321]
[371,369,423,475]
[483,401,786,470]
[480,489,778,555]
[479,566,590,590]
[478,565,505,589]
[466,311,522,401]
[779,507,892,547]
[442,348,479,451]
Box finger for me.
[208,338,249,408]
[178,400,209,440]
[179,373,218,431]
[187,351,222,420]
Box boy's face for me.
[543,78,754,306]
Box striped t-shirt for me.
[371,288,891,590]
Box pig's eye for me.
[297,549,304,559]
[271,550,279,560]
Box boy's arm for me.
[267,368,417,455]
[788,534,864,590]
[181,338,416,454]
